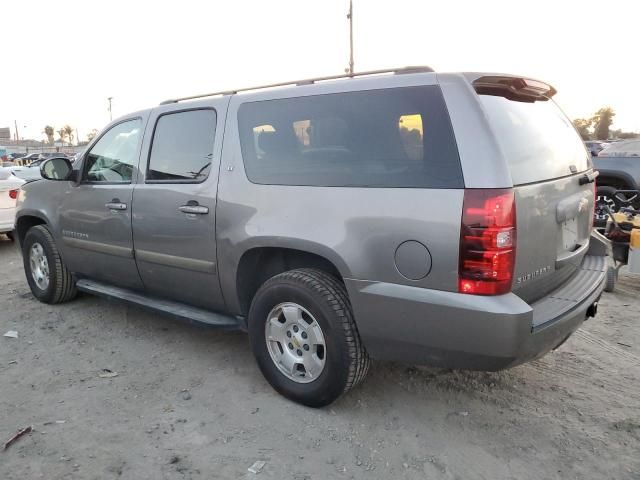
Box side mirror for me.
[40,157,75,181]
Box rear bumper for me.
[346,254,606,370]
[0,208,16,233]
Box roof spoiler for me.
[472,76,557,102]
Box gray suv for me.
[15,68,606,406]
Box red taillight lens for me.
[9,189,18,200]
[459,189,516,295]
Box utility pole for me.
[107,97,113,122]
[14,120,20,142]
[347,0,354,75]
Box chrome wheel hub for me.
[595,195,616,220]
[29,242,50,290]
[265,302,326,383]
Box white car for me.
[0,168,26,239]
[8,160,43,181]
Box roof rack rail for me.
[159,65,435,105]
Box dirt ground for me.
[1,236,639,480]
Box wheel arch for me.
[596,170,638,190]
[234,245,348,317]
[15,213,49,247]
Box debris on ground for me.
[98,369,118,378]
[180,389,192,401]
[3,330,18,339]
[3,426,33,451]
[8,360,17,365]
[248,460,266,474]
[43,420,66,426]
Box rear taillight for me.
[458,189,516,295]
[8,189,18,200]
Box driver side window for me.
[83,119,142,183]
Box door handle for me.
[105,201,127,211]
[179,203,209,215]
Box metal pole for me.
[14,120,20,142]
[107,97,113,121]
[348,0,354,75]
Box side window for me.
[83,119,142,183]
[147,109,217,182]
[237,86,462,188]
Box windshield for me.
[478,95,590,185]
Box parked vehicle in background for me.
[585,140,609,156]
[2,161,14,168]
[9,152,26,161]
[0,168,25,240]
[38,152,68,161]
[22,153,41,164]
[598,139,640,157]
[593,141,640,225]
[15,68,606,406]
[8,158,45,181]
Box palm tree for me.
[87,128,99,142]
[57,128,67,145]
[63,125,75,145]
[43,125,55,144]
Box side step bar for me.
[76,279,242,330]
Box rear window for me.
[478,95,589,185]
[238,86,462,188]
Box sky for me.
[2,0,638,143]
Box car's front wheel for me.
[22,225,77,304]
[248,269,369,407]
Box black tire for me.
[22,225,77,304]
[604,266,617,293]
[248,269,369,407]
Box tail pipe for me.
[586,301,598,318]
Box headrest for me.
[258,130,297,155]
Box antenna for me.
[347,0,354,75]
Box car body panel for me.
[15,70,606,371]
[42,112,150,290]
[131,97,231,311]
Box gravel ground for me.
[1,236,639,480]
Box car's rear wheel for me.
[248,269,369,407]
[22,225,77,304]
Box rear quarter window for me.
[237,86,462,188]
[478,95,590,185]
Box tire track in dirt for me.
[574,328,640,365]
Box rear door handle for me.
[179,203,209,215]
[105,201,127,211]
